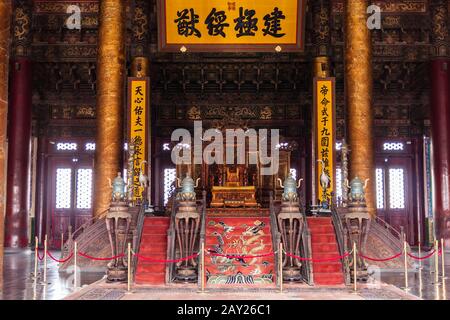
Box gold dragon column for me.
[0,0,12,284]
[345,0,376,216]
[93,0,126,217]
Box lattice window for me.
[56,168,72,209]
[376,168,385,209]
[164,168,177,206]
[290,168,297,180]
[335,168,342,200]
[383,142,404,151]
[56,143,77,151]
[85,143,96,151]
[76,169,93,209]
[389,168,405,209]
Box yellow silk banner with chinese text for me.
[315,79,335,204]
[130,80,148,202]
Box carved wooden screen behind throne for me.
[208,143,258,188]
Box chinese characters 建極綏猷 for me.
[174,7,287,39]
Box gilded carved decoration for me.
[187,106,201,120]
[159,104,300,123]
[131,0,150,57]
[312,0,331,57]
[14,8,30,41]
[430,0,449,56]
[333,0,427,13]
[132,6,148,41]
[12,1,32,57]
[34,1,99,14]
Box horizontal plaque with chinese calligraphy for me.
[157,0,306,52]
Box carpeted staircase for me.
[135,217,170,285]
[307,217,345,285]
[205,216,276,286]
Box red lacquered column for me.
[4,58,32,248]
[430,59,450,249]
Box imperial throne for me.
[210,165,258,208]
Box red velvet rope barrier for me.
[78,252,125,261]
[47,251,74,263]
[285,252,351,262]
[36,250,45,261]
[407,249,436,261]
[133,252,199,263]
[358,252,402,262]
[207,251,275,259]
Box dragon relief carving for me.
[431,4,449,42]
[133,7,148,41]
[14,7,30,41]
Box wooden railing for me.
[300,208,314,285]
[371,215,410,255]
[62,209,109,257]
[61,208,109,264]
[331,205,351,286]
[132,205,146,281]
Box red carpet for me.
[307,217,345,285]
[135,217,170,285]
[205,216,275,286]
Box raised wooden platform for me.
[210,186,258,208]
[207,207,270,217]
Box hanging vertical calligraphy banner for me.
[128,78,150,202]
[314,78,336,205]
[157,0,306,52]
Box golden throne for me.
[210,165,258,208]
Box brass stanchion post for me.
[353,242,357,292]
[434,240,439,285]
[403,240,409,290]
[127,242,131,293]
[74,241,78,290]
[201,241,205,293]
[34,236,38,280]
[418,241,422,270]
[279,242,283,293]
[60,233,64,259]
[43,234,48,284]
[441,238,446,279]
